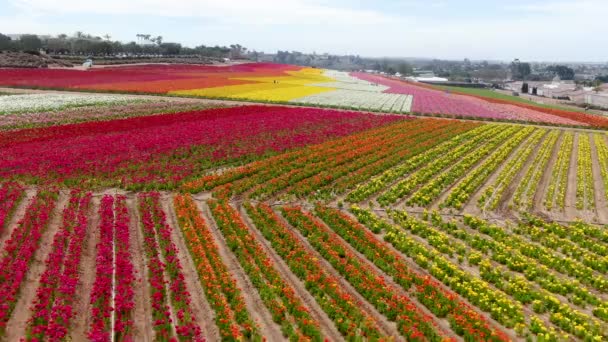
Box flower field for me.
[3,62,608,341]
[0,105,402,189]
[2,63,608,127]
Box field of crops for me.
[2,63,608,127]
[2,63,608,341]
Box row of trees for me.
[0,32,248,59]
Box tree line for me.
[0,32,248,59]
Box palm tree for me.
[104,34,111,41]
[75,31,84,39]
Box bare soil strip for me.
[272,207,401,338]
[236,203,345,342]
[161,192,220,341]
[69,192,102,341]
[4,190,69,340]
[126,193,153,341]
[194,199,284,341]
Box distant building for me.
[585,93,608,108]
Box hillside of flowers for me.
[2,62,608,341]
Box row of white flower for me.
[311,70,390,92]
[0,93,146,114]
[291,89,413,113]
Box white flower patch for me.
[291,89,413,113]
[0,93,145,114]
[310,70,389,92]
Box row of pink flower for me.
[0,182,23,233]
[139,192,203,341]
[0,106,403,189]
[352,72,585,126]
[0,189,57,334]
[88,195,136,342]
[27,190,92,340]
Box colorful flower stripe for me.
[347,124,492,203]
[377,124,509,206]
[353,72,608,127]
[173,194,257,340]
[0,105,401,190]
[281,206,450,341]
[27,191,91,341]
[0,182,24,233]
[0,93,146,115]
[207,200,321,340]
[283,119,470,200]
[0,100,223,131]
[182,116,415,194]
[442,126,536,209]
[0,63,299,89]
[244,203,383,340]
[330,205,510,341]
[138,192,203,341]
[319,121,478,198]
[247,119,448,200]
[0,189,57,335]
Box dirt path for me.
[564,133,579,220]
[125,193,154,341]
[160,192,220,341]
[4,190,69,340]
[272,208,401,339]
[590,136,608,224]
[236,204,345,342]
[69,193,102,341]
[194,199,284,341]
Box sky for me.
[1,0,607,62]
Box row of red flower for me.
[28,190,91,341]
[88,195,136,341]
[0,189,57,335]
[138,192,203,341]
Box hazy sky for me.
[1,0,606,62]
